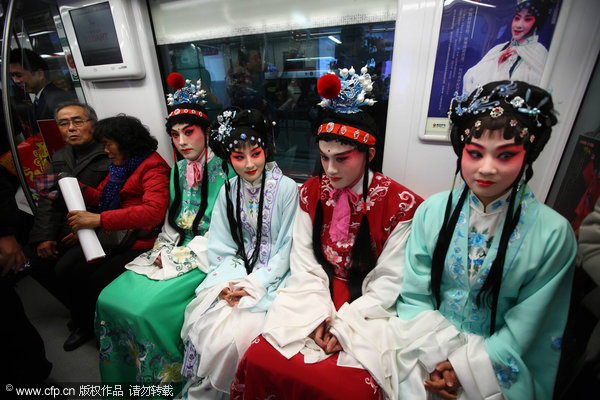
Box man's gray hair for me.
[54,102,98,122]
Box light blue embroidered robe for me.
[197,161,298,311]
[396,185,576,399]
[179,162,298,394]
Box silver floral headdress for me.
[212,109,270,153]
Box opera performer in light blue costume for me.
[178,107,299,399]
[391,81,576,400]
[96,73,231,389]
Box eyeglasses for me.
[57,119,91,128]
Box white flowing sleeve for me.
[125,208,209,280]
[328,220,412,397]
[262,206,336,359]
[330,219,411,350]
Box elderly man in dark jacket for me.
[26,102,110,306]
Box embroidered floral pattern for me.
[440,187,540,335]
[236,164,283,269]
[467,227,494,281]
[97,319,184,385]
[493,357,519,388]
[551,336,562,351]
[135,158,226,275]
[316,174,417,279]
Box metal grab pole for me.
[1,0,37,212]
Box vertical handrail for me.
[1,0,37,212]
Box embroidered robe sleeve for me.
[125,163,216,280]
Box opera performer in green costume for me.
[95,73,232,390]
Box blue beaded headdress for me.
[166,72,209,120]
[449,80,557,161]
[166,72,207,107]
[317,65,376,114]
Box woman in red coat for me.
[56,114,170,351]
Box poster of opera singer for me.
[428,0,562,119]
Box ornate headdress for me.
[316,65,377,146]
[515,0,555,29]
[210,107,273,158]
[166,72,209,121]
[449,80,557,161]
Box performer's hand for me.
[0,235,26,276]
[61,233,78,246]
[311,317,342,354]
[37,240,58,259]
[67,210,101,231]
[424,360,459,400]
[154,253,163,268]
[220,282,238,306]
[498,46,516,66]
[324,332,342,354]
[229,287,249,306]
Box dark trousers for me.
[0,278,52,383]
[23,242,73,308]
[55,245,147,332]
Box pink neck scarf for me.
[329,187,360,242]
[185,156,204,187]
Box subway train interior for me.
[1,0,599,398]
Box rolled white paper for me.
[58,177,105,262]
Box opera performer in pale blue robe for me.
[390,81,576,400]
[178,107,299,399]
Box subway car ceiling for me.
[2,0,600,204]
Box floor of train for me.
[15,274,101,383]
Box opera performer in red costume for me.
[231,66,423,399]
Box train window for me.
[150,0,396,181]
[154,25,396,182]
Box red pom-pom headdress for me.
[166,72,209,121]
[167,72,186,90]
[316,65,377,145]
[317,73,341,100]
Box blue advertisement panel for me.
[427,0,562,119]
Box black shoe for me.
[63,328,93,351]
[67,319,75,331]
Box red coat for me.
[83,152,170,249]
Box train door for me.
[1,0,84,213]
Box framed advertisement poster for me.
[423,0,562,139]
[553,134,600,235]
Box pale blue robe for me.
[179,162,299,397]
[391,185,576,399]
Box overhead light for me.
[328,36,341,44]
[444,0,495,7]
